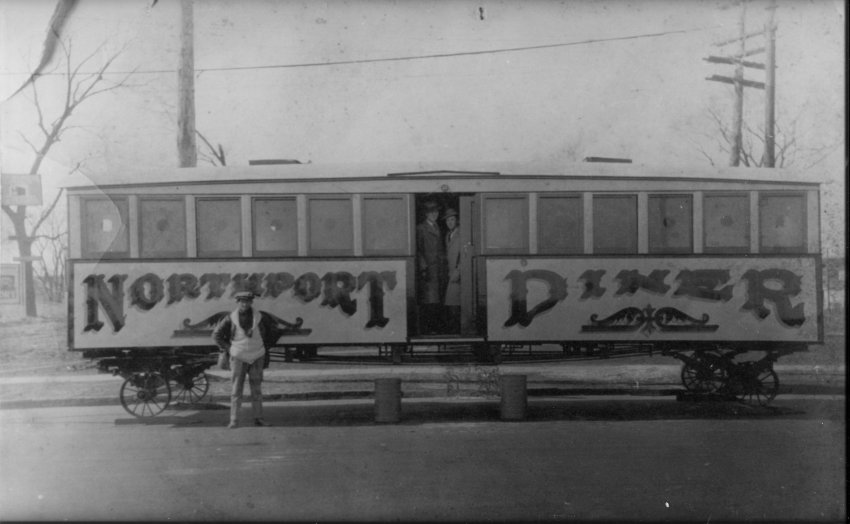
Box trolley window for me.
[483,194,528,253]
[253,197,297,256]
[538,194,583,254]
[362,195,408,255]
[139,197,186,258]
[81,197,129,258]
[703,192,749,253]
[593,194,637,254]
[196,197,241,257]
[759,193,806,253]
[307,195,353,256]
[648,194,692,254]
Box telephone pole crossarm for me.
[704,55,766,70]
[705,74,766,90]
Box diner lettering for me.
[504,267,806,327]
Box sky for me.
[0,0,846,258]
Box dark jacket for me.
[416,220,446,304]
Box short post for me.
[499,374,527,421]
[374,378,402,423]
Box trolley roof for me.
[62,160,822,191]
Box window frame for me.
[251,196,299,257]
[536,193,584,255]
[138,196,187,258]
[702,191,750,254]
[80,196,130,259]
[592,193,638,255]
[758,191,807,254]
[195,196,243,258]
[481,193,529,255]
[361,193,410,256]
[306,194,354,256]
[648,193,693,254]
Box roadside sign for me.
[0,263,22,304]
[1,174,43,206]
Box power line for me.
[1,25,713,77]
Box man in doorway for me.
[416,200,446,334]
[443,208,461,334]
[212,291,274,428]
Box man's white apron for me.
[229,311,265,364]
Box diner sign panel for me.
[486,257,820,342]
[71,260,407,349]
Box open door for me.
[458,195,477,335]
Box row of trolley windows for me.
[80,192,808,258]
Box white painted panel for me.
[71,259,407,349]
[486,256,820,342]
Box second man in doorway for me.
[443,208,461,334]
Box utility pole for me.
[729,0,747,166]
[177,0,197,167]
[705,0,774,167]
[763,0,777,167]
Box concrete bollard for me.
[374,378,402,423]
[499,374,527,421]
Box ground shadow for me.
[113,396,825,428]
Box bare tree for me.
[692,106,839,170]
[31,209,68,303]
[196,130,227,166]
[1,39,134,316]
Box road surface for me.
[1,395,844,521]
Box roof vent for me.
[249,159,302,166]
[583,157,632,163]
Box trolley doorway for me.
[413,193,478,337]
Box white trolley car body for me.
[65,161,823,357]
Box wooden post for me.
[763,1,776,167]
[177,0,197,168]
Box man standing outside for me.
[212,291,274,428]
[416,200,446,334]
[443,208,461,334]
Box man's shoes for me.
[227,421,238,429]
[254,418,271,427]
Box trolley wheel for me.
[172,371,210,404]
[120,372,172,418]
[680,354,727,393]
[728,364,780,406]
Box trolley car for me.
[64,161,823,414]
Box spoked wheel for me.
[680,353,727,393]
[120,372,172,418]
[728,363,780,406]
[171,371,210,404]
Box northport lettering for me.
[83,271,398,333]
